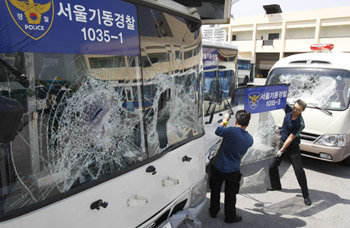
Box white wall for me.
[227,6,350,57]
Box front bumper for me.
[300,140,347,162]
[163,198,207,228]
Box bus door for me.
[250,63,255,82]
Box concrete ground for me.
[199,157,350,228]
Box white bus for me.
[266,44,350,165]
[201,41,279,169]
[202,40,238,163]
[237,57,254,86]
[0,0,233,227]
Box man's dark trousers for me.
[209,165,242,220]
[269,143,309,198]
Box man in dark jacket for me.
[209,110,254,223]
[267,99,312,206]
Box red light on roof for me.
[310,44,334,51]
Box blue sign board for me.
[0,0,139,56]
[244,85,289,114]
[203,47,218,70]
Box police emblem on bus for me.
[248,92,261,110]
[6,0,54,40]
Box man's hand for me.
[221,113,230,127]
[276,149,283,157]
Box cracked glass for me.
[267,68,350,110]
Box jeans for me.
[209,165,242,220]
[268,142,309,198]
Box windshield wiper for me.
[205,102,216,124]
[308,104,333,116]
[0,55,29,88]
[222,91,234,116]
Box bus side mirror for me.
[179,0,232,24]
[0,95,24,143]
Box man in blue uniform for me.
[209,110,254,223]
[267,99,312,206]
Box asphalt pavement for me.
[199,157,350,228]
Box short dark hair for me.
[235,110,251,127]
[295,99,307,111]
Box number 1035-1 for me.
[81,27,123,43]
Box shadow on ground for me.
[198,199,307,228]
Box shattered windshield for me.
[0,5,203,218]
[203,47,237,116]
[267,68,350,110]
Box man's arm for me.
[215,125,227,137]
[277,118,304,156]
[280,133,296,152]
[285,104,292,114]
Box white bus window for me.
[203,44,237,116]
[237,60,250,70]
[138,6,203,156]
[219,70,232,98]
[0,49,147,214]
[204,71,218,102]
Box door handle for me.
[182,155,192,162]
[90,199,108,210]
[146,165,157,175]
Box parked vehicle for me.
[237,57,254,86]
[202,40,238,164]
[266,44,350,164]
[202,41,281,167]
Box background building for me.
[206,6,350,78]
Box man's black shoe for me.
[267,187,282,191]
[224,216,242,223]
[304,197,312,206]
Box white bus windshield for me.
[237,59,250,70]
[203,46,237,115]
[267,68,350,110]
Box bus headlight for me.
[190,177,207,208]
[314,134,346,147]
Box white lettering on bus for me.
[24,24,45,31]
